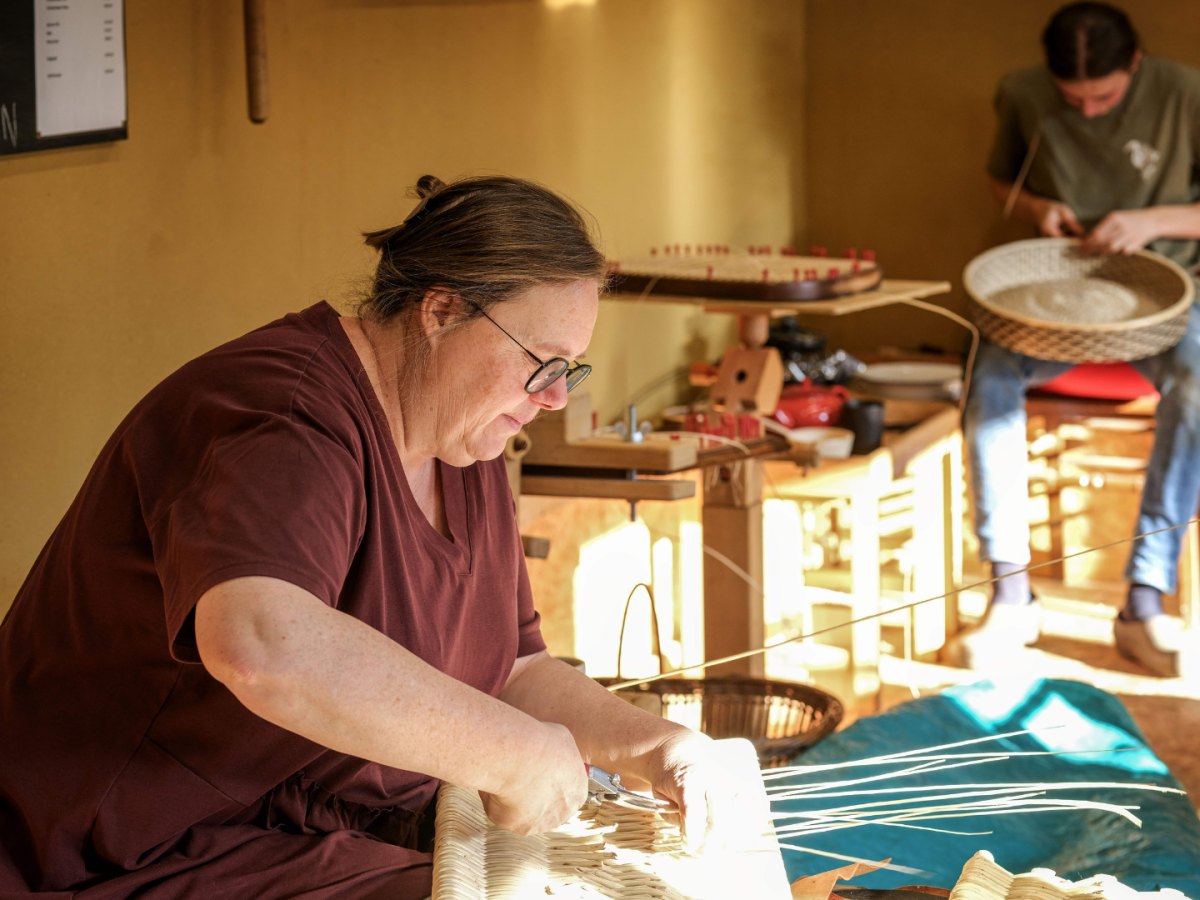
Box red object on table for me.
[1035,362,1157,402]
[683,411,763,441]
[772,382,849,428]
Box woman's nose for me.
[531,377,569,410]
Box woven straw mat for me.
[430,739,791,900]
[964,238,1194,363]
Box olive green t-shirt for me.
[987,55,1200,273]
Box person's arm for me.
[500,651,736,851]
[987,175,1084,237]
[1080,203,1200,255]
[194,576,587,834]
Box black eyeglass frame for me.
[463,298,592,395]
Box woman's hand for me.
[480,721,587,835]
[643,731,743,853]
[1031,197,1084,238]
[1081,208,1161,255]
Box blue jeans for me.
[964,302,1200,594]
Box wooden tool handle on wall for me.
[244,0,269,123]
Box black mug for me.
[840,399,884,455]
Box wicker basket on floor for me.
[599,585,843,768]
[964,237,1194,363]
[597,676,843,768]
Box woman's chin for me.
[460,432,509,464]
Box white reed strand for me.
[765,780,1183,801]
[770,790,1046,819]
[777,816,992,837]
[774,797,1143,835]
[773,788,1057,817]
[765,759,953,796]
[891,799,1143,828]
[760,728,1063,778]
[776,794,1067,828]
[759,746,1141,781]
[771,792,1049,832]
[777,843,932,876]
[765,757,1009,798]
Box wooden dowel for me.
[739,312,770,348]
[244,0,269,123]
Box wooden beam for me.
[702,459,765,678]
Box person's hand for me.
[642,730,745,854]
[1081,208,1160,255]
[481,722,587,835]
[1031,197,1084,238]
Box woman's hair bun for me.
[414,174,446,200]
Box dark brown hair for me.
[361,175,607,323]
[1042,2,1139,80]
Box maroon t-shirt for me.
[0,302,544,894]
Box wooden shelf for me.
[520,475,696,501]
[605,278,951,318]
[521,434,698,472]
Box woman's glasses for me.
[465,299,592,395]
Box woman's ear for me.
[417,288,463,339]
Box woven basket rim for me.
[963,237,1194,333]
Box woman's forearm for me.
[195,576,555,797]
[500,652,689,790]
[1147,202,1200,240]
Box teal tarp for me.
[775,678,1200,893]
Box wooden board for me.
[522,434,699,472]
[610,251,881,302]
[606,278,951,318]
[521,476,696,501]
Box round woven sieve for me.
[964,238,1194,362]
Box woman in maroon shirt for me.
[0,175,729,899]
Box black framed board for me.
[0,0,128,156]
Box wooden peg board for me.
[609,251,882,303]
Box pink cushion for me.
[1036,362,1157,401]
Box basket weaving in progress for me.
[430,739,791,900]
[964,238,1194,363]
[949,850,1188,900]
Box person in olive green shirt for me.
[952,2,1200,676]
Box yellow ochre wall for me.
[0,0,806,617]
[799,0,1200,355]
